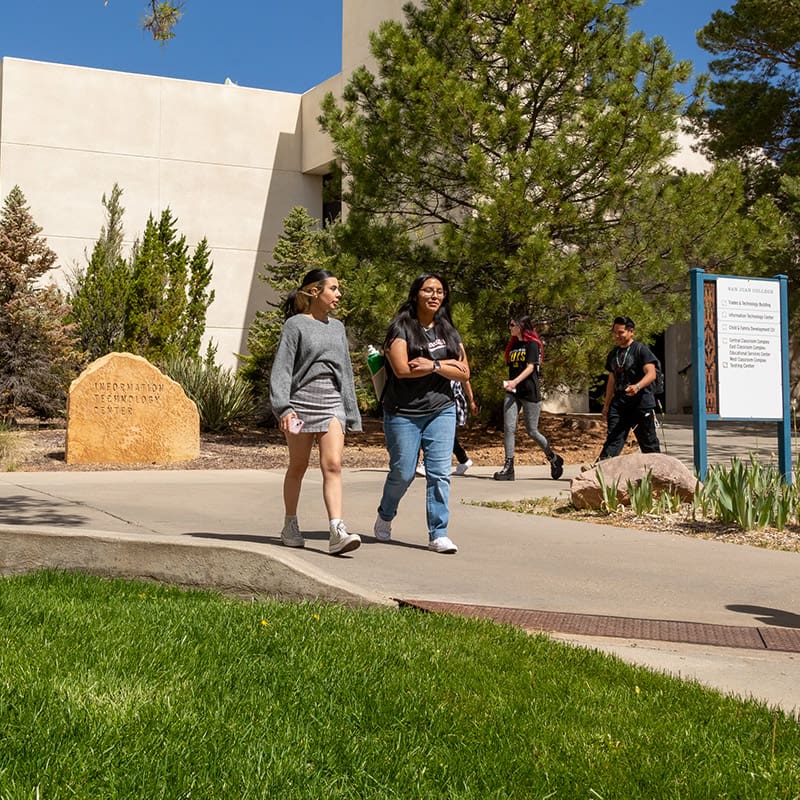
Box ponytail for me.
[283,268,336,319]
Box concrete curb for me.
[0,526,394,608]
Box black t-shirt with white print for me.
[382,327,458,416]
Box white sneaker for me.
[281,517,304,548]
[373,515,392,542]
[329,521,361,555]
[453,458,472,476]
[428,536,458,554]
[415,461,426,477]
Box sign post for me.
[690,269,791,482]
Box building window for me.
[322,172,342,227]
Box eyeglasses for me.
[419,288,445,297]
[509,321,519,328]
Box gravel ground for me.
[6,413,611,472]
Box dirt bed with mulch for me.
[8,412,610,473]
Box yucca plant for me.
[696,456,799,532]
[161,351,255,433]
[627,469,654,515]
[655,489,683,515]
[595,467,621,514]
[772,483,795,531]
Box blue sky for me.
[0,1,730,94]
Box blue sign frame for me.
[690,269,791,482]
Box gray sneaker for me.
[373,515,392,542]
[329,521,361,555]
[428,536,458,554]
[281,517,304,548]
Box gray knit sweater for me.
[269,313,362,432]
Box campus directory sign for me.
[690,269,791,482]
[716,277,783,419]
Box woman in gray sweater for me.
[269,269,362,555]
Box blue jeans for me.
[378,406,456,541]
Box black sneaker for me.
[550,454,564,480]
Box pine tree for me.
[182,236,215,356]
[0,186,83,421]
[319,0,792,399]
[104,1,183,41]
[694,0,800,177]
[68,184,131,360]
[124,208,214,362]
[691,0,800,321]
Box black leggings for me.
[421,436,469,465]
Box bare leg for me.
[283,431,315,515]
[318,417,345,520]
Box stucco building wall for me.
[0,56,322,365]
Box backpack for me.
[635,342,664,396]
[652,356,665,396]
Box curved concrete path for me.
[1,437,798,717]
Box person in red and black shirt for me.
[494,315,564,481]
[599,316,661,459]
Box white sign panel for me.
[717,277,783,419]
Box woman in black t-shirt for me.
[494,315,563,482]
[373,273,470,554]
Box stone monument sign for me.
[66,352,200,465]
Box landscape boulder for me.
[571,452,700,510]
[66,352,200,465]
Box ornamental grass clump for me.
[162,352,255,433]
[604,456,798,533]
[0,424,19,470]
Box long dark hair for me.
[283,269,336,319]
[383,273,461,358]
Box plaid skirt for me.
[292,373,346,433]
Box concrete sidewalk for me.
[654,415,796,468]
[1,438,798,716]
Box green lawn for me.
[0,571,798,799]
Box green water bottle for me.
[366,345,386,399]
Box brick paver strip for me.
[758,626,800,653]
[397,599,800,653]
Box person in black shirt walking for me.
[494,315,564,481]
[599,316,661,459]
